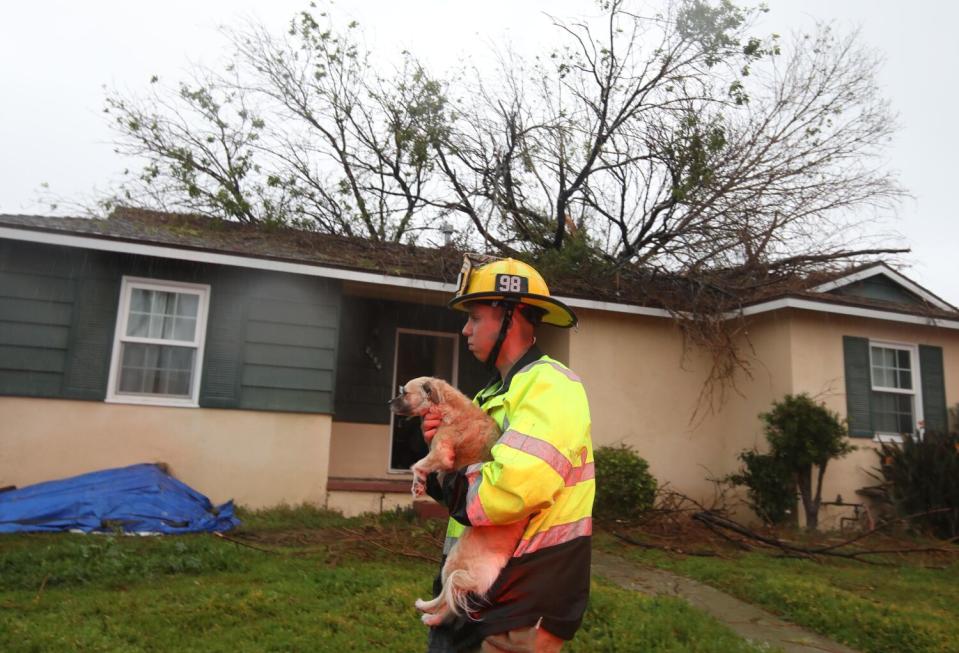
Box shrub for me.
[762,394,855,530]
[593,444,657,521]
[728,394,854,530]
[726,449,795,525]
[878,429,959,539]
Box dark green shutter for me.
[919,345,948,434]
[843,335,873,438]
[62,273,120,400]
[199,287,246,409]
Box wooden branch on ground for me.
[692,512,959,564]
[358,536,441,564]
[809,507,956,554]
[213,531,287,554]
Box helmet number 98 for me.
[495,274,528,294]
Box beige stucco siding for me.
[328,421,395,479]
[568,308,796,504]
[713,312,795,464]
[327,490,412,517]
[570,306,959,528]
[787,309,959,415]
[0,397,331,509]
[786,310,959,528]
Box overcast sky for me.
[1,1,956,305]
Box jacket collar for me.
[480,344,544,400]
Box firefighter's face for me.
[462,302,503,362]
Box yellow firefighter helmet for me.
[449,256,577,328]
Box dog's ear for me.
[422,380,436,404]
[423,380,445,404]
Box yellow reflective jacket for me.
[437,345,594,644]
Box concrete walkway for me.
[592,550,862,653]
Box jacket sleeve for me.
[449,371,586,527]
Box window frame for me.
[105,276,211,408]
[387,327,460,474]
[868,339,924,442]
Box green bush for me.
[878,429,959,539]
[594,444,657,521]
[728,394,854,530]
[726,449,795,525]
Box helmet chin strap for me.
[484,302,516,372]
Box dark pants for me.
[427,626,564,653]
[427,626,460,653]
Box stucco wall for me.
[565,306,959,528]
[0,397,331,509]
[328,421,395,480]
[568,308,797,507]
[327,490,412,517]
[786,310,959,528]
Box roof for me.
[1,208,958,328]
[0,208,465,287]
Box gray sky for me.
[1,1,956,305]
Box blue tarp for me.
[0,463,239,534]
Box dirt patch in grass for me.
[225,520,447,566]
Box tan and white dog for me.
[389,376,525,626]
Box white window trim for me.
[387,328,460,474]
[106,276,211,408]
[868,340,923,443]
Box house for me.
[1,208,957,526]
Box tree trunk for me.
[796,467,817,531]
[811,461,829,531]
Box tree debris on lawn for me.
[609,486,959,566]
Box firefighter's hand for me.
[422,406,442,445]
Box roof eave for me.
[3,222,958,330]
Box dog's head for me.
[389,376,447,416]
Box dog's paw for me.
[411,479,426,497]
[411,464,428,482]
[421,612,445,627]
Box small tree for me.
[760,394,854,530]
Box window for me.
[869,343,921,436]
[389,329,459,472]
[106,277,210,407]
[845,336,947,440]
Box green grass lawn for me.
[0,507,772,653]
[597,530,959,653]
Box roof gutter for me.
[738,296,959,330]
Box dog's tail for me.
[440,569,484,618]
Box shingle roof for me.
[1,207,956,321]
[0,207,465,286]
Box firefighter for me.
[424,256,594,653]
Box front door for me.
[389,329,459,472]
